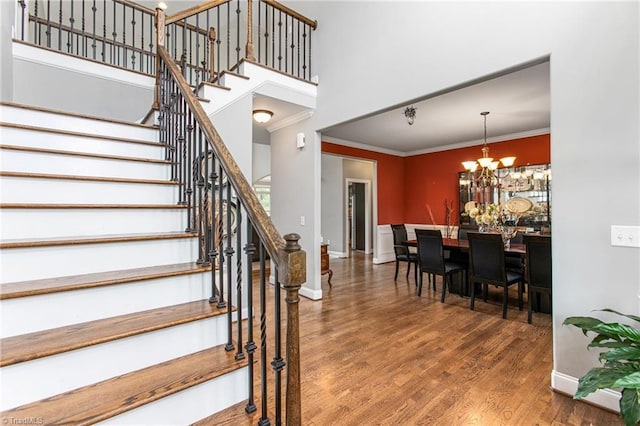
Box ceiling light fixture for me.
[253,109,273,124]
[403,106,416,126]
[461,111,516,189]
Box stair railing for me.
[156,7,305,423]
[14,0,317,87]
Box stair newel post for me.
[244,218,257,414]
[208,27,216,82]
[245,0,256,61]
[153,7,166,110]
[279,233,305,426]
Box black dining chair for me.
[467,232,525,319]
[390,224,418,283]
[415,229,465,301]
[523,234,552,324]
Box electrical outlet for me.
[611,225,640,248]
[300,216,305,226]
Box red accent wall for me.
[322,134,550,225]
[322,142,405,225]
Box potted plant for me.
[564,309,640,426]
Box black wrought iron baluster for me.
[184,106,193,211]
[33,0,39,44]
[177,97,186,191]
[224,181,235,352]
[208,147,219,303]
[18,0,25,41]
[216,8,221,78]
[45,0,51,48]
[112,0,117,66]
[307,23,311,80]
[102,0,106,62]
[258,0,263,65]
[285,15,290,74]
[304,23,308,80]
[58,0,62,50]
[277,10,282,71]
[195,13,200,88]
[204,9,210,82]
[180,19,187,78]
[81,0,85,56]
[225,2,230,71]
[168,83,177,181]
[217,162,226,309]
[258,241,270,426]
[235,204,244,361]
[91,0,96,59]
[123,4,128,68]
[235,0,241,66]
[194,129,204,248]
[68,0,75,53]
[188,22,193,85]
[244,219,257,414]
[272,268,284,426]
[296,20,300,78]
[270,5,275,68]
[130,8,136,70]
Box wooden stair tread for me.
[0,144,170,164]
[0,171,178,185]
[1,345,246,424]
[0,299,227,367]
[0,122,163,147]
[1,262,211,299]
[0,203,187,209]
[0,101,158,130]
[0,231,197,249]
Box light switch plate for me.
[611,225,640,248]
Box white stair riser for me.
[1,238,200,282]
[1,149,170,181]
[0,105,158,141]
[0,316,229,410]
[100,368,248,425]
[0,208,188,239]
[0,126,164,159]
[1,272,216,337]
[0,177,179,205]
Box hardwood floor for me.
[202,252,621,425]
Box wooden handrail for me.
[114,0,156,15]
[157,45,283,262]
[262,0,317,29]
[166,0,231,25]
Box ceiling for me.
[319,60,550,156]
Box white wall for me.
[252,143,271,183]
[271,123,321,300]
[287,0,640,407]
[321,153,344,255]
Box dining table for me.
[403,237,550,313]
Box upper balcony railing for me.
[14,0,317,87]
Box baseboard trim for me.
[299,285,322,301]
[328,250,347,258]
[551,370,620,413]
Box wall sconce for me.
[296,132,306,149]
[253,109,273,124]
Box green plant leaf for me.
[564,316,604,335]
[600,309,640,324]
[575,367,628,398]
[614,372,640,389]
[593,323,640,343]
[600,347,640,362]
[620,388,640,426]
[589,340,632,349]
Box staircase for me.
[0,102,249,424]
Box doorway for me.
[345,178,371,255]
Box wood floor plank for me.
[1,262,211,299]
[199,252,622,425]
[0,299,227,367]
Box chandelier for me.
[403,106,416,125]
[461,111,516,188]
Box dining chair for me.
[415,229,465,301]
[390,224,418,283]
[467,232,525,319]
[523,234,552,324]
